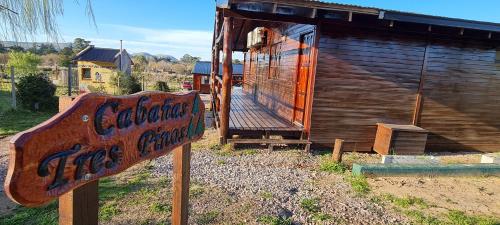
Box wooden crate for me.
[373,123,428,155]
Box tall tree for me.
[7,51,41,76]
[58,46,73,67]
[73,38,91,54]
[180,54,200,64]
[0,0,95,41]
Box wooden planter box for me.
[373,123,428,155]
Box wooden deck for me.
[229,88,304,137]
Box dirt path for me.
[0,136,16,216]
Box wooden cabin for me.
[210,0,500,153]
[192,61,243,94]
[73,45,133,94]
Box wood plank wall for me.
[243,24,315,122]
[312,25,500,152]
[421,40,500,152]
[311,27,427,152]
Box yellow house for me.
[73,45,133,94]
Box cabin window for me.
[201,76,209,84]
[81,68,91,79]
[269,42,282,79]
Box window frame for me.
[81,68,91,80]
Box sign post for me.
[4,91,205,225]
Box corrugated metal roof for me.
[192,61,243,75]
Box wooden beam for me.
[348,11,353,22]
[172,144,191,225]
[220,16,234,144]
[59,181,99,225]
[413,42,430,126]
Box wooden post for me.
[219,16,233,144]
[172,143,191,225]
[332,139,344,163]
[58,97,99,225]
[68,64,72,96]
[10,66,16,109]
[210,11,220,113]
[59,181,99,225]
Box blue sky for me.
[54,0,500,60]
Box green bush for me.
[112,72,142,95]
[16,74,57,111]
[154,81,170,92]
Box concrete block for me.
[481,154,500,164]
[353,163,500,177]
[382,155,440,164]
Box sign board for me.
[4,91,205,207]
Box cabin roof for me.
[192,61,243,76]
[221,0,500,32]
[218,0,500,47]
[73,45,133,64]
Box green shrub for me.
[154,81,170,92]
[16,73,57,111]
[112,72,142,95]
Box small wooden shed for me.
[192,61,243,94]
[210,0,500,153]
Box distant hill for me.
[132,52,177,62]
[0,41,72,50]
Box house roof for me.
[192,61,243,76]
[218,0,500,33]
[73,45,133,64]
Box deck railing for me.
[211,74,223,129]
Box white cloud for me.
[94,24,214,60]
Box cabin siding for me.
[421,41,500,152]
[243,24,315,122]
[311,27,426,151]
[311,26,500,152]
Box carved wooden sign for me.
[4,91,205,207]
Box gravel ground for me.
[153,149,409,224]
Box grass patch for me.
[0,201,58,225]
[347,175,370,195]
[257,215,293,225]
[300,198,321,213]
[216,159,226,165]
[150,202,172,214]
[190,183,205,198]
[195,210,220,225]
[311,212,332,222]
[260,191,273,200]
[0,108,55,136]
[100,201,120,221]
[382,194,428,209]
[319,156,347,174]
[0,90,57,136]
[447,210,499,225]
[404,210,442,225]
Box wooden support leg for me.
[59,181,99,225]
[172,144,191,225]
[333,139,344,163]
